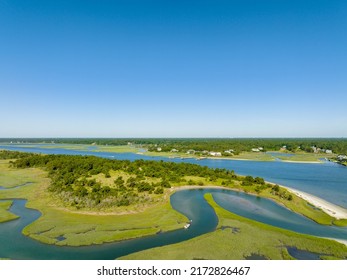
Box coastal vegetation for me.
[10,152,242,209]
[1,150,342,226]
[4,152,300,211]
[120,194,347,260]
[0,200,18,223]
[0,158,187,246]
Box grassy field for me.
[91,170,162,187]
[0,160,36,187]
[0,160,187,246]
[222,151,334,163]
[332,219,347,226]
[23,200,187,246]
[0,200,18,223]
[45,144,138,153]
[231,152,274,161]
[143,151,193,159]
[93,145,139,153]
[277,153,335,162]
[120,194,347,260]
[38,144,93,150]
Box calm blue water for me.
[286,247,322,260]
[212,190,347,240]
[1,144,346,209]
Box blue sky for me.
[1,0,346,137]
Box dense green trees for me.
[2,151,243,208]
[144,138,347,155]
[0,150,33,159]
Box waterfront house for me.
[209,151,222,157]
[337,155,347,160]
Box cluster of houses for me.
[165,148,231,157]
[337,155,347,161]
[185,149,223,157]
[157,146,268,157]
[156,145,338,157]
[311,146,333,154]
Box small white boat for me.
[184,223,190,229]
[184,220,192,229]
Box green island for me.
[0,150,346,259]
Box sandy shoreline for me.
[283,186,347,220]
[280,160,322,164]
[201,156,322,164]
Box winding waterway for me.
[1,187,347,259]
[0,189,218,259]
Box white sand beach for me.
[284,186,347,220]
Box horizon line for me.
[0,137,346,139]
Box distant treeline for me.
[1,138,347,154]
[144,138,347,155]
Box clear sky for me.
[1,0,346,138]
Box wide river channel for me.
[0,144,346,259]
